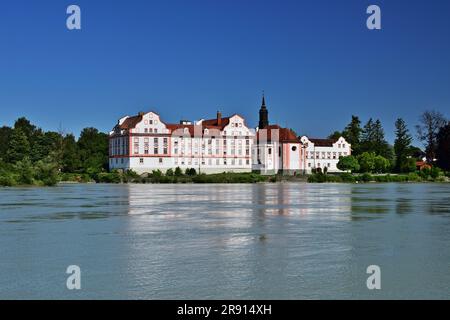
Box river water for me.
[0,183,449,299]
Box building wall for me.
[109,113,254,174]
[300,136,351,173]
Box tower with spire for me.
[258,92,269,129]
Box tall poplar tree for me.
[394,118,413,172]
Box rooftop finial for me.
[261,90,266,107]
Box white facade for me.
[252,126,302,175]
[300,136,351,173]
[109,111,255,174]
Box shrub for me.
[97,171,121,183]
[166,168,174,176]
[407,172,421,182]
[337,155,360,173]
[0,171,17,186]
[174,167,183,176]
[185,168,197,176]
[358,173,373,182]
[340,173,356,183]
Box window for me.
[246,159,250,165]
[144,128,148,133]
[163,148,168,154]
[159,158,163,163]
[139,158,144,164]
[268,148,272,155]
[327,163,331,167]
[154,147,158,154]
[292,146,297,151]
[154,138,158,144]
[154,128,158,133]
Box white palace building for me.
[109,96,351,175]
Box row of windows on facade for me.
[306,151,348,159]
[134,147,251,156]
[307,162,333,168]
[171,158,250,166]
[111,157,251,166]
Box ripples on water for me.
[0,183,449,299]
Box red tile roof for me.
[257,125,299,143]
[119,115,143,129]
[308,138,336,147]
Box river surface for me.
[0,183,449,299]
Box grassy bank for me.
[60,169,271,184]
[307,170,449,183]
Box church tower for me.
[258,93,269,129]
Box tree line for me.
[0,117,108,186]
[331,110,449,173]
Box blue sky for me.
[1,0,449,146]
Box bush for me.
[166,168,174,176]
[97,171,121,183]
[185,168,197,176]
[174,167,183,176]
[0,171,17,186]
[358,173,373,182]
[407,172,421,182]
[340,173,356,183]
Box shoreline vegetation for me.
[1,112,449,187]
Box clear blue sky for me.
[1,0,449,146]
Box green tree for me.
[14,117,37,142]
[337,155,360,173]
[62,134,81,172]
[394,118,413,173]
[174,167,183,176]
[77,127,109,174]
[185,168,197,176]
[402,158,417,173]
[14,157,34,185]
[342,116,362,155]
[373,155,390,173]
[416,110,447,162]
[360,118,375,153]
[372,119,392,159]
[0,126,13,160]
[328,131,343,140]
[357,152,376,173]
[7,129,30,163]
[34,158,59,186]
[436,122,450,171]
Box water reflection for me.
[1,183,450,299]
